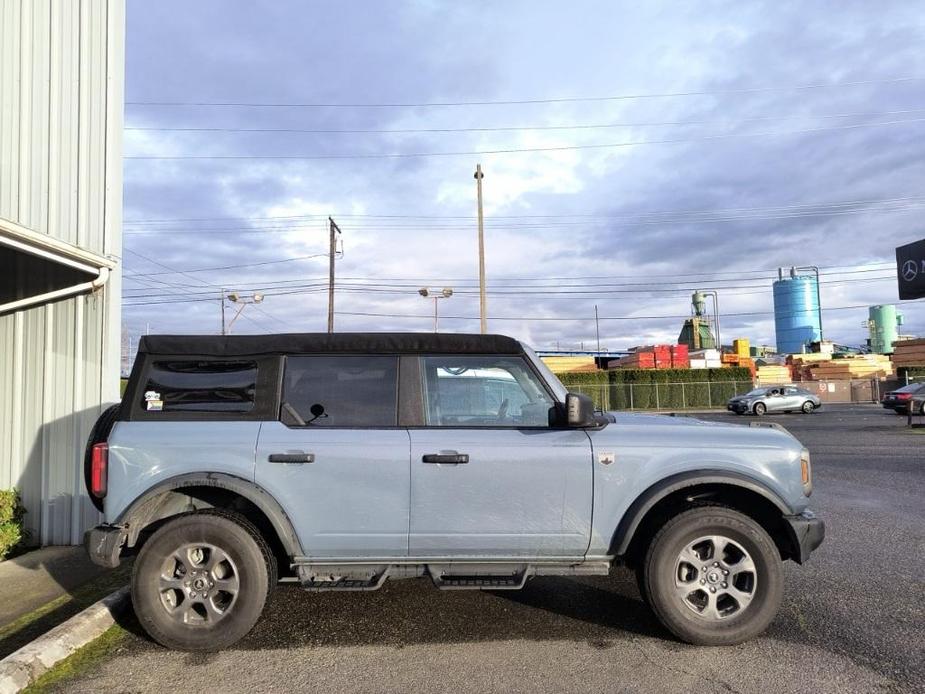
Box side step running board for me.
[297,565,390,591]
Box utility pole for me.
[327,217,341,333]
[474,164,487,334]
[220,288,226,335]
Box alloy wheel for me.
[674,535,757,620]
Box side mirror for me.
[565,392,595,427]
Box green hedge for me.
[560,367,754,410]
[0,489,25,560]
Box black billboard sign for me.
[897,239,925,300]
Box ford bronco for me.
[84,333,824,651]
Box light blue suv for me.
[84,333,823,651]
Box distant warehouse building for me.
[0,0,124,545]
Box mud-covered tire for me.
[639,506,783,646]
[132,510,275,651]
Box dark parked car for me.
[882,382,925,414]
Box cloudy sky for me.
[122,1,925,355]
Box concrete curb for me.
[0,586,129,694]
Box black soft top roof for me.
[138,332,524,357]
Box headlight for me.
[800,448,812,496]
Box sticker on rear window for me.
[144,390,163,411]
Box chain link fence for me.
[562,378,887,411]
[560,381,752,411]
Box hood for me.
[604,411,802,445]
[608,411,744,429]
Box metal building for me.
[772,268,822,355]
[0,0,124,545]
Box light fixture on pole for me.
[224,291,265,334]
[418,287,453,332]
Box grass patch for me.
[0,562,132,659]
[21,624,129,693]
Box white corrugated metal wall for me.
[0,0,123,545]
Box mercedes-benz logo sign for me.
[902,259,919,282]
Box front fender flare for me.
[610,470,795,556]
[115,472,304,557]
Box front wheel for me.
[638,506,783,646]
[753,402,767,416]
[801,401,815,414]
[132,511,275,651]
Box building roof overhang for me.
[0,217,115,314]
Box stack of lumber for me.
[690,348,721,369]
[670,344,690,368]
[540,356,598,374]
[892,338,925,367]
[789,353,832,380]
[800,354,893,380]
[610,344,678,369]
[756,364,791,383]
[608,351,655,369]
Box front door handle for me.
[422,453,469,464]
[268,452,315,464]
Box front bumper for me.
[727,402,751,413]
[783,509,825,563]
[84,525,127,568]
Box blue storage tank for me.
[773,270,821,354]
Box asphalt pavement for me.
[55,404,924,693]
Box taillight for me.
[91,442,108,499]
[897,393,912,400]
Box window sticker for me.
[144,390,163,411]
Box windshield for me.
[743,388,767,397]
[894,383,925,394]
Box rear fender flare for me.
[115,472,303,557]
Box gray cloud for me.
[122,0,925,352]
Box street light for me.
[223,291,264,334]
[418,287,453,332]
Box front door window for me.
[421,355,554,427]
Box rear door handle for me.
[422,453,469,464]
[268,452,315,464]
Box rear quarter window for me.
[141,360,258,412]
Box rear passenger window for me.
[283,356,398,427]
[142,361,257,412]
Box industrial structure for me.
[678,290,717,350]
[867,304,903,354]
[0,0,124,545]
[772,267,822,354]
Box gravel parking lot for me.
[57,405,924,693]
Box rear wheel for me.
[801,401,815,414]
[753,402,767,416]
[639,506,783,646]
[132,511,275,651]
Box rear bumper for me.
[784,510,825,564]
[84,525,127,568]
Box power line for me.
[123,75,925,109]
[123,273,902,305]
[120,264,895,292]
[123,108,925,135]
[121,263,897,290]
[122,252,329,278]
[122,195,925,225]
[122,117,925,161]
